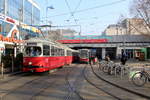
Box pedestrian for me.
[121,53,127,65]
[105,55,110,62]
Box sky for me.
[35,0,132,36]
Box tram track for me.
[88,63,150,100]
[30,80,56,100]
[0,72,28,85]
[0,77,42,100]
[83,64,120,100]
[0,72,55,100]
[1,63,148,100]
[0,64,86,100]
[64,64,85,100]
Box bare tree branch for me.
[130,0,150,35]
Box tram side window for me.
[67,50,72,56]
[61,49,64,56]
[62,49,64,56]
[51,46,55,56]
[56,47,59,56]
[57,48,60,56]
[54,47,58,56]
[43,45,50,56]
[70,51,72,56]
[58,48,61,56]
[25,46,41,56]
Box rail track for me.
[0,72,28,85]
[83,64,121,100]
[86,63,150,100]
[0,76,47,99]
[0,71,59,100]
[64,64,85,100]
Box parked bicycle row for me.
[99,60,129,76]
[98,60,150,87]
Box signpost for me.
[0,43,5,78]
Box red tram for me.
[23,38,73,72]
[78,49,98,64]
[79,49,90,63]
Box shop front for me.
[0,14,41,73]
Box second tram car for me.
[23,38,73,72]
[79,49,90,63]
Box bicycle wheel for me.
[131,72,147,87]
[102,66,108,73]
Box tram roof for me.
[25,38,56,45]
[25,38,73,49]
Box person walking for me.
[105,55,110,62]
[121,52,127,65]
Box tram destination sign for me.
[27,43,37,46]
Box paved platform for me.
[0,71,22,79]
[97,61,150,98]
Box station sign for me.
[6,17,15,23]
[0,25,23,43]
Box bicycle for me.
[131,66,150,87]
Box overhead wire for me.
[64,0,82,35]
[42,0,127,19]
[44,0,126,35]
[67,0,82,21]
[64,0,78,24]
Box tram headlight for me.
[28,62,32,65]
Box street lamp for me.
[0,8,4,77]
[46,6,54,36]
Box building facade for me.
[0,0,40,25]
[104,24,126,36]
[104,18,150,36]
[122,18,150,35]
[0,0,41,72]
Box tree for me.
[45,28,77,41]
[117,14,126,26]
[130,0,150,34]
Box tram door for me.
[2,44,15,72]
[5,45,14,56]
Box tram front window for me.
[80,52,89,58]
[25,46,41,57]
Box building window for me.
[7,0,23,21]
[24,0,32,25]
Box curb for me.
[5,71,23,77]
[99,72,150,99]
